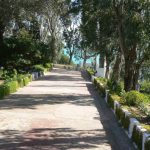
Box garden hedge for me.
[94,78,106,97]
[86,68,150,150]
[0,74,32,99]
[0,80,19,99]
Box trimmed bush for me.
[145,137,150,150]
[0,73,33,99]
[123,90,149,106]
[0,81,18,99]
[17,75,25,87]
[107,79,123,95]
[111,94,125,104]
[23,76,30,86]
[132,125,143,150]
[140,81,150,94]
[87,68,95,78]
[94,78,106,96]
[5,81,19,94]
[33,65,45,72]
[96,77,107,84]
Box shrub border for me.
[88,71,150,150]
[0,66,53,99]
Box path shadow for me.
[39,74,83,82]
[81,70,136,150]
[0,94,94,109]
[0,128,110,150]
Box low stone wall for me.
[90,75,150,150]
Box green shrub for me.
[132,125,143,150]
[107,79,123,95]
[111,94,125,104]
[2,81,19,96]
[7,81,18,93]
[23,76,30,86]
[44,63,53,70]
[87,68,95,77]
[94,78,106,96]
[123,90,149,106]
[145,137,150,150]
[58,54,70,64]
[33,65,45,72]
[140,81,150,94]
[96,77,107,84]
[17,74,25,87]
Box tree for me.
[63,14,80,64]
[112,0,150,91]
[35,0,65,63]
[77,0,150,91]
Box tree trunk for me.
[105,64,109,79]
[69,53,73,65]
[111,50,122,81]
[51,36,57,63]
[132,64,140,90]
[83,50,87,68]
[83,57,87,68]
[99,53,105,68]
[105,53,110,79]
[0,24,5,46]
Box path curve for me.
[0,68,135,150]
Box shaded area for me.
[39,75,83,82]
[81,70,136,150]
[0,94,94,109]
[0,128,110,150]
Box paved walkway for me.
[0,68,135,150]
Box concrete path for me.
[0,68,135,150]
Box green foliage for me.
[87,68,95,76]
[58,54,70,64]
[0,73,32,99]
[107,79,123,96]
[123,90,149,106]
[132,125,143,150]
[0,28,53,71]
[23,76,30,86]
[0,81,19,98]
[44,63,53,70]
[94,78,106,97]
[17,75,24,88]
[96,77,107,84]
[140,81,150,94]
[32,65,45,72]
[110,94,125,104]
